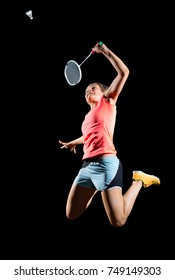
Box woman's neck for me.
[90,101,98,109]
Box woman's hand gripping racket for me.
[64,42,103,86]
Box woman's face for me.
[85,83,104,105]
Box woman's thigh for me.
[66,184,97,219]
[101,187,123,223]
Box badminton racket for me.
[64,41,103,86]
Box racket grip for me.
[91,42,103,54]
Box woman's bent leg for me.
[101,180,142,227]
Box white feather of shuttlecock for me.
[26,10,33,20]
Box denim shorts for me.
[73,155,123,191]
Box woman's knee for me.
[109,216,126,227]
[66,212,78,220]
[66,207,82,220]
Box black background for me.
[2,2,174,260]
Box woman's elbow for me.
[124,68,130,78]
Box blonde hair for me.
[96,82,108,92]
[85,82,109,94]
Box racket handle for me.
[80,42,104,66]
[90,41,103,54]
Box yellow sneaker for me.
[133,171,160,188]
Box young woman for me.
[59,42,160,227]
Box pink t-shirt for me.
[81,97,117,160]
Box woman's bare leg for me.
[66,184,97,220]
[101,180,143,227]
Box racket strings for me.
[64,60,81,85]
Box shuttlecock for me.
[26,10,33,20]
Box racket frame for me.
[64,60,82,86]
